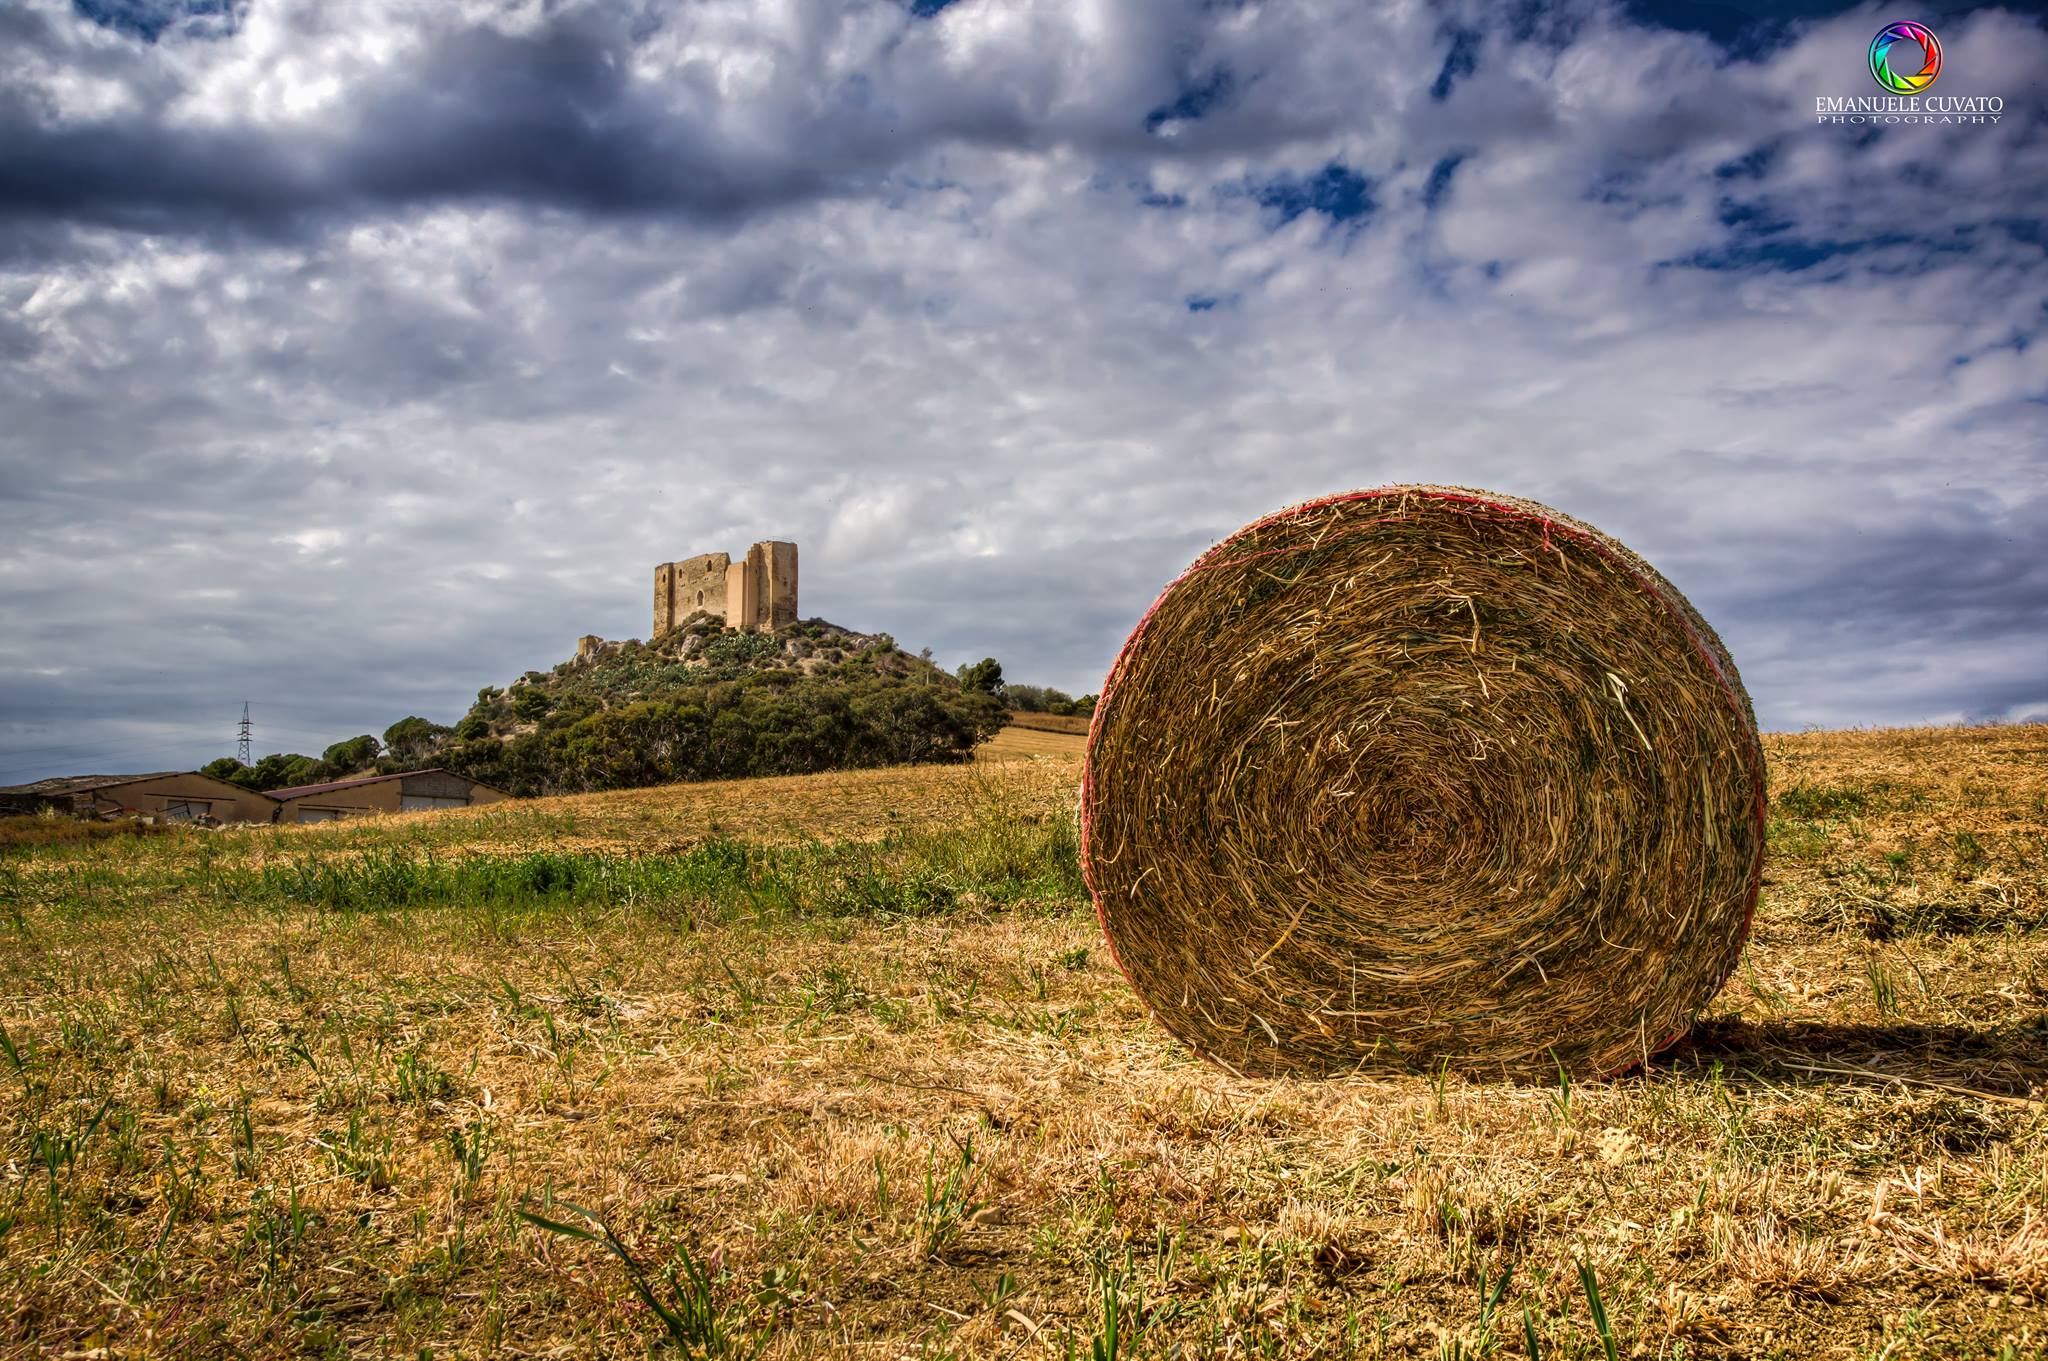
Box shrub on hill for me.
[439,673,1004,796]
[372,617,1003,797]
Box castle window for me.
[696,591,705,606]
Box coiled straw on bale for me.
[1080,486,1765,1080]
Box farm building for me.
[266,769,509,824]
[0,771,278,825]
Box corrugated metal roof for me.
[0,772,185,797]
[265,768,488,801]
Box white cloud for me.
[0,0,2044,779]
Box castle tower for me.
[652,563,676,636]
[749,540,799,630]
[651,542,796,635]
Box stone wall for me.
[652,541,798,635]
[653,552,734,634]
[724,557,757,630]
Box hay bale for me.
[1080,486,1764,1079]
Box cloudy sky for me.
[1,0,2043,781]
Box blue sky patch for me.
[1716,199,1793,233]
[73,0,238,41]
[1251,164,1374,228]
[1714,144,1779,181]
[1423,155,1465,212]
[1145,67,1236,132]
[1623,1,1984,58]
[1663,231,1958,276]
[1431,29,1480,102]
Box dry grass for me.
[980,726,1089,762]
[0,814,182,852]
[0,724,2044,1359]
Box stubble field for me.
[0,722,2044,1358]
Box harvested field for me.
[0,724,2044,1358]
[980,725,1089,761]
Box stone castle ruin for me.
[574,540,800,663]
[653,540,798,636]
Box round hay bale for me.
[1080,486,1765,1080]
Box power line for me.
[236,701,252,766]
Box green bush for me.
[445,674,1007,797]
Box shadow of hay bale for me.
[1669,1017,2048,1103]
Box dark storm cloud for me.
[4,0,1822,252]
[1751,501,2048,650]
[2,0,1318,247]
[1697,495,2048,727]
[5,0,2013,264]
[2,9,835,237]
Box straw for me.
[1080,486,1765,1079]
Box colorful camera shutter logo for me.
[1869,22,1942,94]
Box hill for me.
[195,615,1010,799]
[2,724,2044,1356]
[415,614,1007,796]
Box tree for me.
[213,752,330,791]
[322,735,381,772]
[956,657,1005,696]
[512,687,554,722]
[1005,684,1077,714]
[383,715,451,762]
[201,756,256,789]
